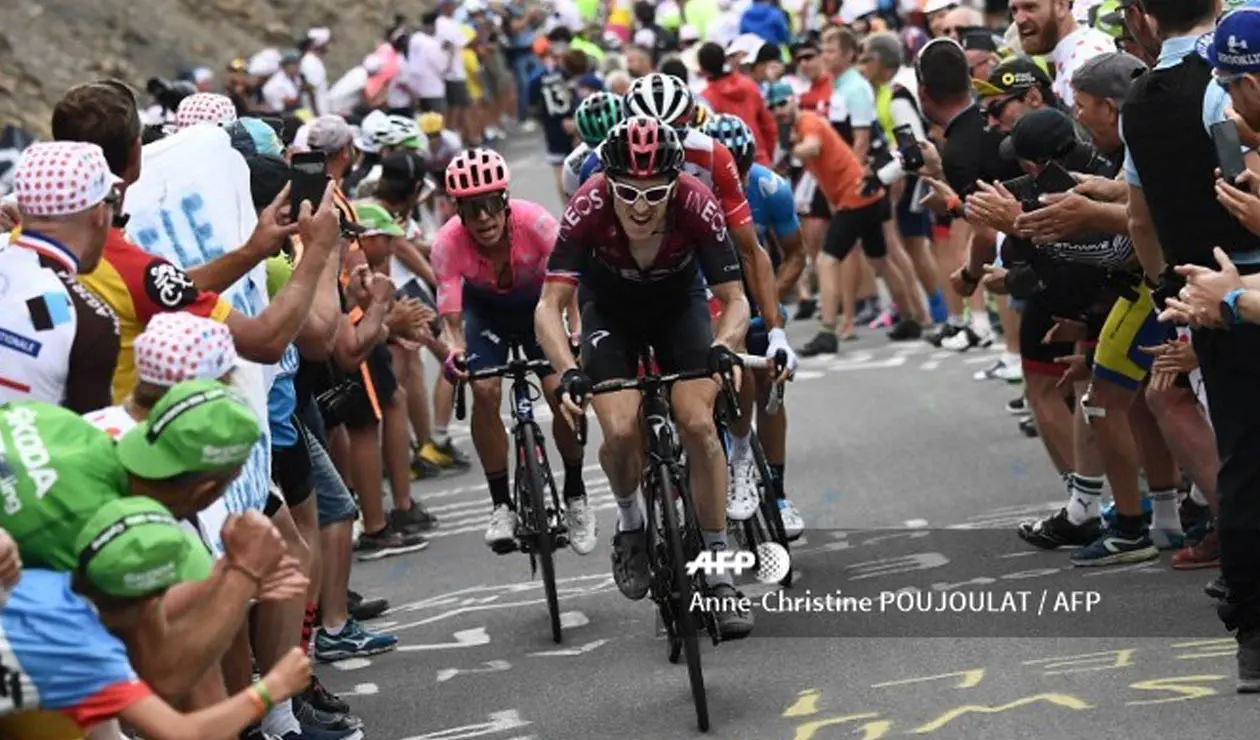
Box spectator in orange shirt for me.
[767,82,925,354]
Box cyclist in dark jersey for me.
[535,116,755,639]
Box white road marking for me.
[528,638,610,657]
[559,610,589,628]
[436,660,513,683]
[330,658,373,671]
[963,352,1006,365]
[388,710,530,740]
[903,519,929,528]
[397,627,492,652]
[793,370,825,380]
[920,360,940,371]
[348,682,380,696]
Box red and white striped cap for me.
[134,311,239,387]
[13,141,121,218]
[176,92,238,130]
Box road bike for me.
[455,344,569,644]
[715,349,794,587]
[579,347,770,732]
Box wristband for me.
[945,194,961,212]
[225,559,264,584]
[245,687,266,719]
[959,266,979,285]
[252,679,275,713]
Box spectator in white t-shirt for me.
[435,0,474,141]
[300,27,332,115]
[261,50,304,113]
[408,13,450,114]
[1011,0,1114,109]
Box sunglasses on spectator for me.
[611,180,675,206]
[769,98,792,110]
[457,191,509,219]
[982,91,1027,120]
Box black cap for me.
[999,108,1078,162]
[381,150,428,186]
[960,28,999,53]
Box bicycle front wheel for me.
[657,463,709,732]
[522,423,562,644]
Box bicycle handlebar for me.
[453,357,555,421]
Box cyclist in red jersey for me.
[624,74,795,370]
[534,117,756,640]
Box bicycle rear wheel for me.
[657,462,709,732]
[522,423,562,644]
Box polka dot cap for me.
[133,311,239,387]
[13,141,121,218]
[176,92,239,130]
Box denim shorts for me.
[299,397,359,528]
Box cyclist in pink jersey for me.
[431,148,594,556]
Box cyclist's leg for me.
[465,299,515,548]
[726,319,762,521]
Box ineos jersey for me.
[546,173,743,313]
[681,129,754,229]
[0,231,119,413]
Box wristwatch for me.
[1221,287,1247,327]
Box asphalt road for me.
[325,136,1250,739]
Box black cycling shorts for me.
[1019,294,1076,379]
[342,344,398,430]
[579,293,714,384]
[806,185,830,220]
[272,422,314,508]
[823,196,891,261]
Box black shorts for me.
[579,292,714,384]
[823,196,891,261]
[806,186,830,220]
[342,344,398,430]
[272,422,314,508]
[1019,294,1075,379]
[446,80,471,108]
[417,97,447,114]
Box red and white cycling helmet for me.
[445,148,510,197]
[598,116,686,179]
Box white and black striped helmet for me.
[624,73,696,128]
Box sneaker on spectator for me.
[354,526,428,561]
[1005,396,1029,415]
[1172,527,1220,570]
[347,589,389,621]
[279,726,363,740]
[1018,415,1039,438]
[1179,498,1212,543]
[305,675,350,715]
[941,325,993,352]
[389,500,439,534]
[314,619,399,662]
[799,332,838,358]
[793,297,817,321]
[1206,575,1228,601]
[410,456,442,480]
[436,439,473,468]
[293,694,363,732]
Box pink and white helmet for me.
[444,148,510,197]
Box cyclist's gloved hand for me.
[557,368,592,430]
[443,349,468,382]
[765,327,797,380]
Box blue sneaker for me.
[1070,526,1159,567]
[1100,497,1153,526]
[314,619,398,662]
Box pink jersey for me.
[430,199,560,315]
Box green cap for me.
[0,402,129,570]
[353,201,405,237]
[116,379,261,481]
[75,496,213,598]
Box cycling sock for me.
[261,699,300,737]
[947,314,966,328]
[1151,489,1183,532]
[488,471,512,509]
[433,427,450,447]
[563,459,586,501]
[728,433,752,463]
[300,603,318,654]
[616,496,643,532]
[1190,484,1208,506]
[769,463,786,500]
[702,530,733,587]
[1066,473,1104,525]
[323,620,346,636]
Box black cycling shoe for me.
[611,527,651,600]
[1017,508,1102,550]
[706,582,755,640]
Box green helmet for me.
[574,92,627,147]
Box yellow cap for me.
[418,112,445,135]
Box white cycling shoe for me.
[726,459,760,521]
[485,505,518,552]
[564,497,599,555]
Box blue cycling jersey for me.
[744,163,799,271]
[577,149,602,185]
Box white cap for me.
[923,0,958,13]
[840,0,878,22]
[633,27,657,47]
[363,54,384,75]
[726,33,765,60]
[680,24,700,42]
[247,48,282,77]
[307,27,332,46]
